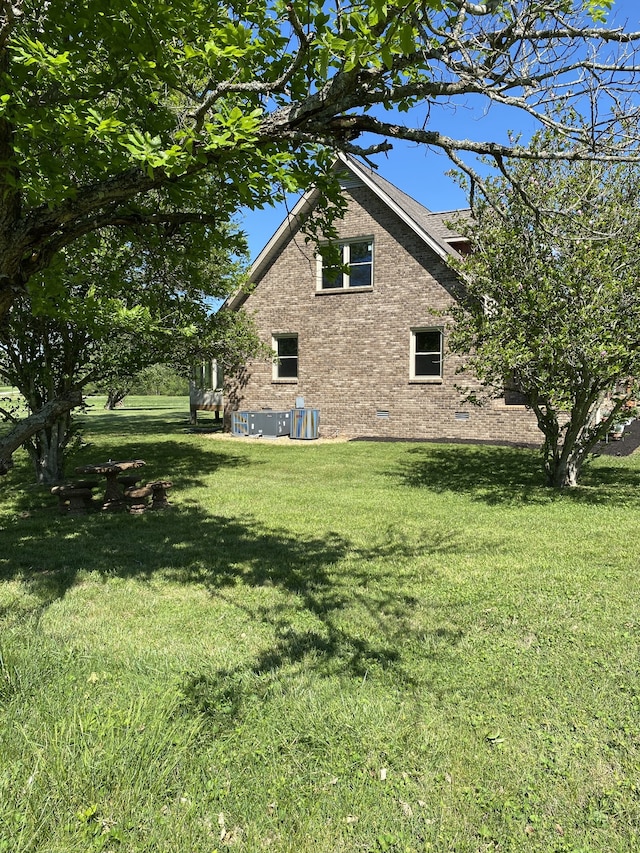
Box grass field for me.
[2,397,640,852]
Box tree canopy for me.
[0,223,259,480]
[2,0,640,321]
[449,136,640,487]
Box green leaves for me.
[10,37,71,79]
[450,138,640,485]
[317,5,422,74]
[584,0,614,23]
[119,130,190,177]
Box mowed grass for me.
[2,396,640,852]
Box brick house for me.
[225,154,541,444]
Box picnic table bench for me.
[51,480,99,514]
[51,460,173,514]
[74,459,146,511]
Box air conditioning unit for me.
[290,408,320,440]
[248,410,291,437]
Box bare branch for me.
[0,0,22,50]
[318,113,640,163]
[445,146,506,217]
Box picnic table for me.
[74,459,146,510]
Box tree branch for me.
[190,2,314,130]
[322,113,640,163]
[0,390,82,476]
[0,0,22,50]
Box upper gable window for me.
[318,239,373,291]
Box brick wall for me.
[228,183,542,446]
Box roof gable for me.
[338,154,468,260]
[227,154,469,310]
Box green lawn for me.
[2,397,640,852]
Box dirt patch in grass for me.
[201,431,353,445]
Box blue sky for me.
[239,0,640,261]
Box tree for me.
[2,0,640,471]
[128,364,189,397]
[448,139,640,488]
[2,0,640,320]
[0,224,260,483]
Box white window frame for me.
[410,327,444,381]
[272,334,298,382]
[316,238,374,291]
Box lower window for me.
[411,328,443,379]
[273,334,298,380]
[503,373,528,405]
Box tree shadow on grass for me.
[1,496,474,695]
[77,401,191,431]
[391,443,546,505]
[390,442,640,507]
[73,404,222,464]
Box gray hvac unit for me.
[248,410,291,437]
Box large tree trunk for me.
[0,392,82,476]
[25,416,70,484]
[547,448,584,488]
[540,395,627,488]
[105,388,129,410]
[542,420,603,488]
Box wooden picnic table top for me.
[75,459,146,476]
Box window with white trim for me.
[192,359,223,390]
[318,239,373,290]
[410,328,443,379]
[272,334,298,380]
